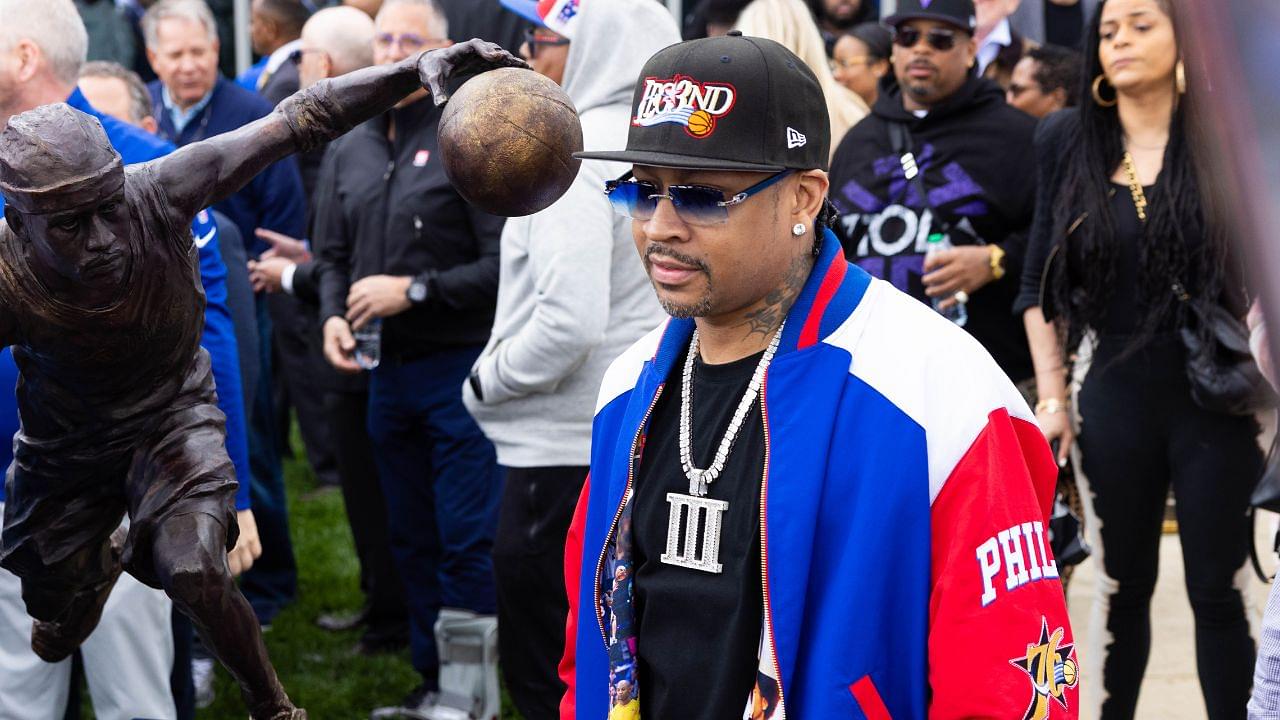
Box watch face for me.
[409,282,427,303]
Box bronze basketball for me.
[438,67,584,217]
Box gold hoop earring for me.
[1175,60,1187,95]
[1092,74,1117,107]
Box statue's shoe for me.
[249,700,307,720]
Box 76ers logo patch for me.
[632,75,737,139]
[1010,617,1079,719]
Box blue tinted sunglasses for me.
[604,170,793,227]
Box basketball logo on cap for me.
[632,75,737,139]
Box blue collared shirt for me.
[161,83,215,135]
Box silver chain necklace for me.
[660,322,784,574]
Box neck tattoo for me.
[659,321,785,574]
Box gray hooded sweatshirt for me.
[463,0,680,467]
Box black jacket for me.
[829,74,1036,382]
[315,98,503,359]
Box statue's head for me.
[0,103,131,291]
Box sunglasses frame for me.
[523,27,571,59]
[892,26,961,52]
[604,170,794,226]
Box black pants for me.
[325,390,408,638]
[493,465,586,720]
[1077,336,1261,720]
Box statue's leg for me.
[25,528,124,663]
[1,463,128,663]
[150,511,302,720]
[123,386,302,720]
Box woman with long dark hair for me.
[1016,0,1262,716]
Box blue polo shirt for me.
[0,89,251,511]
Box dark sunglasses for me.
[604,171,793,227]
[893,26,961,52]
[523,27,570,59]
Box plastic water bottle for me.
[925,233,968,327]
[354,318,382,370]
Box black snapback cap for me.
[574,32,831,173]
[883,0,977,32]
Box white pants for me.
[0,504,176,720]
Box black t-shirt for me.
[632,346,765,720]
[1091,183,1150,337]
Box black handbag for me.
[1048,441,1090,568]
[1174,283,1277,415]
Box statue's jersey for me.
[0,165,206,441]
[0,165,238,584]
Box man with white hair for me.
[144,0,308,627]
[0,5,258,717]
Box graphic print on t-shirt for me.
[833,142,991,300]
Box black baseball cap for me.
[883,0,977,33]
[574,32,830,173]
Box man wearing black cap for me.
[829,0,1037,388]
[560,31,1077,720]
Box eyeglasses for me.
[604,171,793,227]
[374,33,449,52]
[523,28,570,59]
[892,26,960,52]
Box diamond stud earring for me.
[792,223,806,236]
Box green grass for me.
[191,427,524,719]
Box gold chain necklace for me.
[1121,151,1148,223]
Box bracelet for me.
[1035,398,1068,415]
[989,244,1007,280]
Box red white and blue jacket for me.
[560,231,1078,719]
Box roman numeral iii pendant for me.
[661,480,729,574]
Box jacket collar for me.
[646,228,871,382]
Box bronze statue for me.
[0,41,524,720]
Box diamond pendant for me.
[660,491,728,574]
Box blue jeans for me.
[367,346,501,685]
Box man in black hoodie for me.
[828,0,1034,383]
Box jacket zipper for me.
[758,378,785,712]
[595,384,665,646]
[414,215,423,242]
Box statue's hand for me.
[418,38,529,106]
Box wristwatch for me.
[407,277,429,305]
[988,244,1007,280]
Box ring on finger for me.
[954,290,970,304]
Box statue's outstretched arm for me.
[153,39,525,225]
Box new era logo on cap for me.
[786,127,806,149]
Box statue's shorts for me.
[0,357,240,611]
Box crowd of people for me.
[0,0,1276,718]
